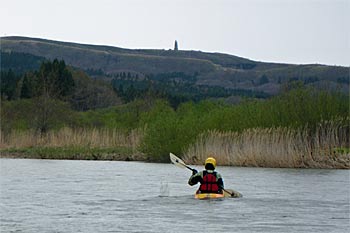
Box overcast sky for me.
[1,0,349,66]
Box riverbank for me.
[184,122,350,169]
[0,146,146,161]
[0,128,145,160]
[1,145,349,169]
[1,123,349,168]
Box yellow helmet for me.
[205,157,216,168]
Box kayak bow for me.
[195,192,225,200]
[195,189,242,200]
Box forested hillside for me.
[2,36,349,97]
[0,51,268,107]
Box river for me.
[0,158,349,233]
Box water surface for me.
[1,159,349,232]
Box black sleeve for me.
[218,178,224,190]
[188,173,202,186]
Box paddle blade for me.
[169,152,187,168]
[223,188,243,198]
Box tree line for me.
[111,72,270,107]
[1,59,74,100]
[2,85,348,160]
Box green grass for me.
[334,147,350,154]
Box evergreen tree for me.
[1,69,20,100]
[20,74,33,98]
[124,85,137,102]
[55,60,75,98]
[36,59,75,99]
[118,84,124,96]
[258,75,269,85]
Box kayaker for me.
[188,157,224,194]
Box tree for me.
[39,59,75,99]
[124,85,137,102]
[0,98,75,134]
[69,69,120,111]
[18,60,76,132]
[20,73,34,98]
[258,75,269,85]
[1,69,21,100]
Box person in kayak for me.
[188,157,224,194]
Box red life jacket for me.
[199,171,219,193]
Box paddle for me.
[169,152,240,197]
[170,152,197,172]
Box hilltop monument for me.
[174,40,178,51]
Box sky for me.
[1,0,349,66]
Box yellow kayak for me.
[195,192,225,200]
[194,189,242,200]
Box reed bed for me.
[184,121,350,169]
[0,127,143,153]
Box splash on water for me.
[159,181,170,197]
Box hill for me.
[1,36,349,96]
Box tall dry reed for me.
[0,127,143,152]
[184,121,349,169]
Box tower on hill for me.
[174,40,178,51]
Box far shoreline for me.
[0,152,142,161]
[0,147,147,162]
[1,150,349,169]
